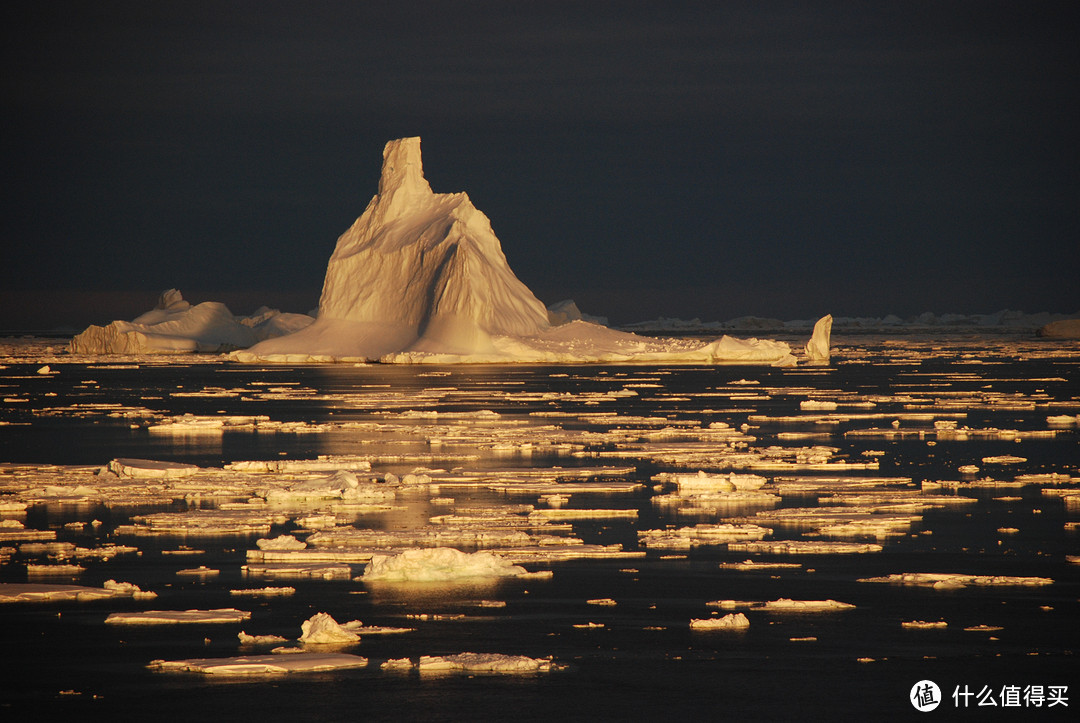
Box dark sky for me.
[3,1,1078,330]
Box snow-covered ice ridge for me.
[67,137,828,365]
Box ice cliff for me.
[235,137,821,365]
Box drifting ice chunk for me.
[259,470,395,504]
[690,613,750,630]
[238,631,289,645]
[638,523,771,549]
[857,572,1052,588]
[149,653,368,676]
[256,535,307,550]
[727,540,882,554]
[105,608,252,624]
[706,599,854,612]
[107,458,199,479]
[0,580,154,603]
[417,652,557,674]
[761,598,854,612]
[230,586,296,597]
[362,547,527,582]
[663,471,768,493]
[299,612,361,644]
[804,315,833,364]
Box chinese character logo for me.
[911,680,942,712]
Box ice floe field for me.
[1,332,1077,719]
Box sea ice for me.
[690,613,750,630]
[106,458,200,479]
[105,608,252,624]
[299,612,361,644]
[727,541,883,554]
[0,580,154,603]
[706,599,854,612]
[238,631,289,645]
[256,535,307,550]
[230,586,296,597]
[760,598,855,612]
[804,314,833,364]
[637,523,772,550]
[857,573,1053,588]
[362,547,527,582]
[149,653,368,676]
[417,652,558,674]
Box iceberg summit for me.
[233,137,826,365]
[72,137,829,364]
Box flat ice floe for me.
[727,541,883,554]
[105,608,252,624]
[707,599,855,612]
[637,523,772,549]
[857,573,1053,588]
[149,653,369,676]
[416,652,559,674]
[0,580,155,603]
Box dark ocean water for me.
[0,333,1077,720]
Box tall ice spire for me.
[377,137,432,205]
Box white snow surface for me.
[70,289,313,354]
[234,137,818,365]
[362,546,527,582]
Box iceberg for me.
[235,137,823,365]
[70,289,314,355]
[299,612,361,644]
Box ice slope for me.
[69,290,314,354]
[237,137,822,365]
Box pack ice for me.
[227,137,828,364]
